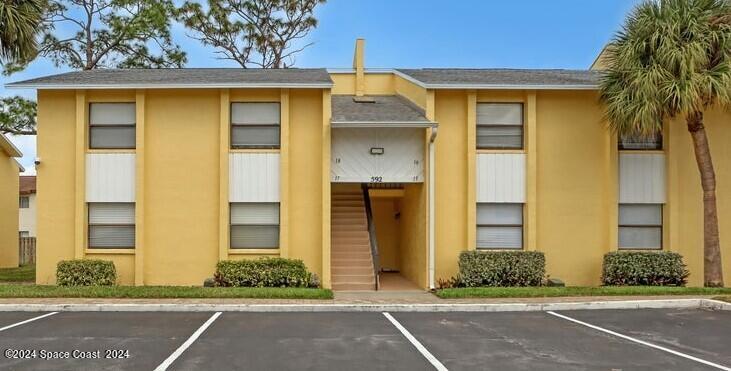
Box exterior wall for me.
[433,91,469,281]
[33,72,731,288]
[36,90,76,283]
[331,73,395,96]
[36,88,326,286]
[399,183,427,287]
[0,155,19,267]
[535,90,611,286]
[19,194,36,237]
[372,197,401,272]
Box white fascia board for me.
[0,134,22,157]
[421,83,598,90]
[5,82,333,90]
[14,159,25,172]
[331,121,438,128]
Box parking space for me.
[558,308,731,367]
[0,312,212,370]
[170,312,431,370]
[390,311,711,371]
[0,309,727,370]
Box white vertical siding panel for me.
[229,153,280,202]
[476,153,526,203]
[86,153,136,202]
[619,153,666,203]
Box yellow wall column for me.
[525,90,538,251]
[219,89,230,261]
[664,119,678,252]
[608,133,618,251]
[74,90,87,259]
[134,90,145,285]
[321,89,332,289]
[280,89,290,258]
[466,91,477,250]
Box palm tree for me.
[0,0,45,63]
[601,0,730,287]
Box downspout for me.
[428,125,438,290]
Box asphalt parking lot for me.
[0,308,728,370]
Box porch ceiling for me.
[331,95,436,128]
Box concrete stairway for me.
[331,190,376,291]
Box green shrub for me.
[602,251,689,286]
[458,251,545,287]
[214,258,314,288]
[56,259,117,286]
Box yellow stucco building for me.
[0,134,23,268]
[8,41,731,289]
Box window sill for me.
[85,249,135,255]
[86,149,136,154]
[477,149,525,154]
[616,247,663,251]
[228,249,280,255]
[230,148,281,154]
[618,149,665,154]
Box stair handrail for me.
[361,184,380,290]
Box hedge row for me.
[214,258,318,288]
[56,259,117,286]
[451,250,689,288]
[601,251,689,286]
[55,251,691,288]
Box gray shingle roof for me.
[331,95,433,126]
[396,68,600,89]
[6,68,333,89]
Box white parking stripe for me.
[383,312,448,371]
[0,312,58,333]
[154,312,222,371]
[547,311,731,371]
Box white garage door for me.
[331,127,424,183]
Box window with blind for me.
[231,103,280,149]
[476,203,523,249]
[88,203,135,249]
[477,103,523,149]
[89,103,136,149]
[619,204,662,249]
[619,132,663,150]
[230,203,280,249]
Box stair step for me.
[332,274,375,283]
[332,260,373,268]
[332,266,374,275]
[332,282,376,291]
[333,200,364,207]
[331,231,369,237]
[332,251,372,260]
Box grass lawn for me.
[0,285,333,299]
[435,286,731,299]
[0,265,35,282]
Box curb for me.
[0,298,724,312]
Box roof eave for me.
[421,84,599,90]
[5,82,334,90]
[331,121,437,128]
[0,135,22,157]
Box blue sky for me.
[2,0,641,173]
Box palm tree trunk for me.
[687,111,724,287]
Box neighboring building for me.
[19,176,37,237]
[0,134,24,268]
[7,40,731,288]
